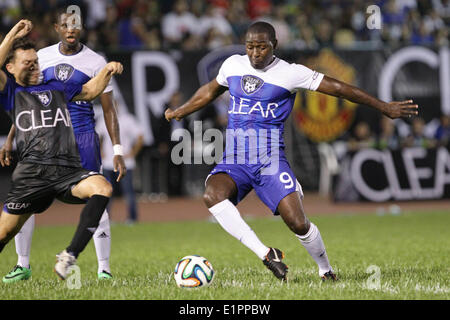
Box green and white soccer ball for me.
[174,255,215,288]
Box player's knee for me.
[296,221,310,236]
[203,191,216,208]
[203,189,228,208]
[286,217,310,236]
[0,226,14,244]
[91,180,113,198]
[0,230,6,243]
[99,182,113,198]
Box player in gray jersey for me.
[0,20,123,280]
[1,9,124,282]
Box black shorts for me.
[3,162,101,215]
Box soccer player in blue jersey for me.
[0,11,125,282]
[0,19,123,280]
[165,22,419,281]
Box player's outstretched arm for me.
[0,125,15,167]
[73,62,123,102]
[0,20,33,90]
[165,79,227,121]
[317,75,419,119]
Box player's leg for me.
[55,174,112,280]
[2,214,35,283]
[121,169,138,222]
[94,210,112,279]
[0,211,33,253]
[253,155,334,281]
[77,132,114,279]
[1,162,55,283]
[102,169,116,214]
[277,191,336,280]
[92,171,113,279]
[204,172,270,262]
[14,214,35,269]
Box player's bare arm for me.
[317,75,419,119]
[72,62,123,102]
[165,79,227,121]
[0,20,33,90]
[100,93,126,181]
[0,125,15,167]
[0,20,32,166]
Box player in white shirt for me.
[166,22,419,281]
[1,10,126,282]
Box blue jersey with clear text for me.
[216,54,324,165]
[38,43,113,134]
[210,55,323,212]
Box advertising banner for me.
[333,146,450,202]
[0,46,448,198]
[1,46,448,141]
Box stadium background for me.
[0,0,449,224]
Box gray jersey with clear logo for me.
[0,77,83,167]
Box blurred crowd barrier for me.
[1,0,448,52]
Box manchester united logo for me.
[241,75,264,95]
[54,63,75,82]
[293,50,357,142]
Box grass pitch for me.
[0,210,448,300]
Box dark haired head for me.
[247,21,277,45]
[6,37,36,64]
[53,7,67,24]
[53,7,84,52]
[53,6,83,26]
[5,37,40,86]
[245,21,277,69]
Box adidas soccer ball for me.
[174,255,215,288]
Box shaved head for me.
[245,21,277,69]
[246,21,277,45]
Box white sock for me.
[209,199,269,260]
[15,214,35,269]
[93,210,111,274]
[296,222,333,276]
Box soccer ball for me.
[174,255,215,288]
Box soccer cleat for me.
[321,270,338,281]
[262,248,288,281]
[2,265,32,283]
[98,270,113,280]
[54,249,77,280]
